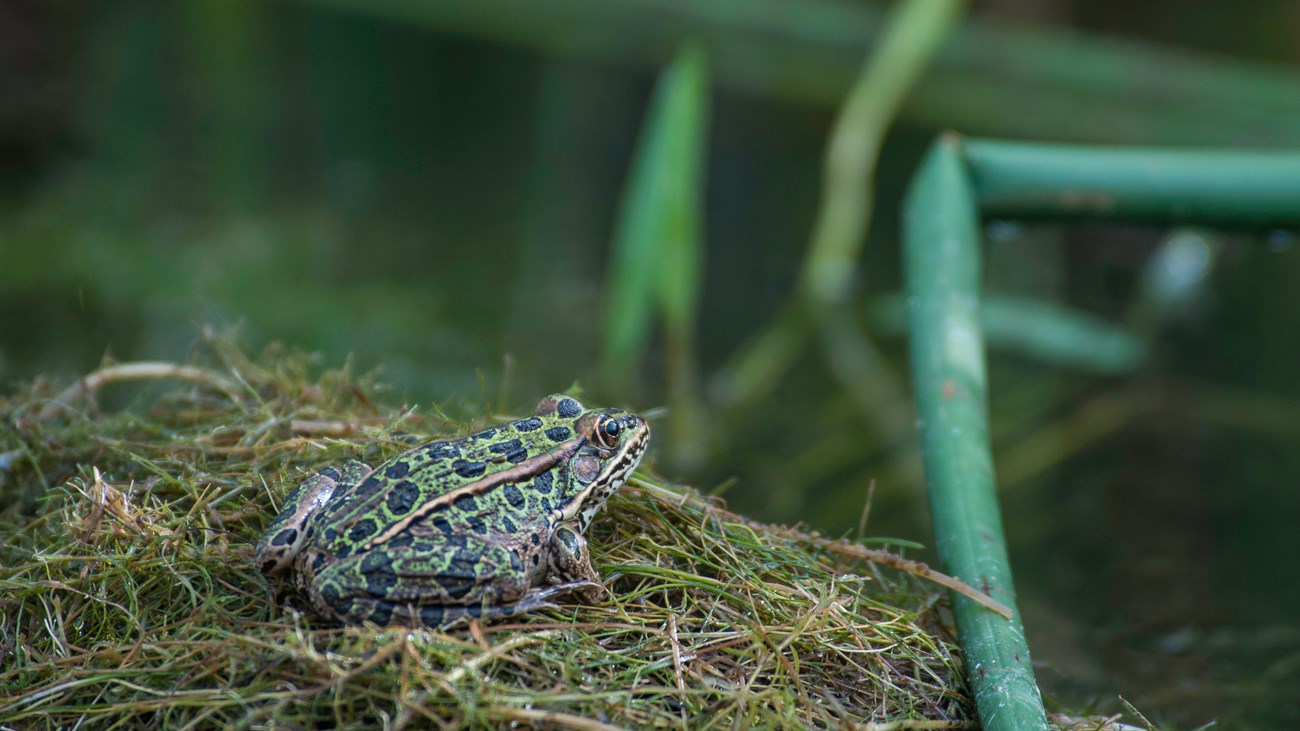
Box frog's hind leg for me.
[310,536,572,627]
[352,581,596,628]
[255,461,370,575]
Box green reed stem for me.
[903,134,1049,731]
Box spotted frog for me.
[254,395,649,627]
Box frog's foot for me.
[350,581,601,629]
[547,524,603,602]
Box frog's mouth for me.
[570,415,649,531]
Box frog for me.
[254,394,649,628]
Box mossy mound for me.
[0,337,984,728]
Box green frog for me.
[254,395,649,628]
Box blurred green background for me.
[3,1,1300,727]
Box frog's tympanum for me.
[255,395,649,628]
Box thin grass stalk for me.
[714,0,965,417]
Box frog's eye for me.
[594,417,621,448]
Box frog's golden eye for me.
[594,416,621,449]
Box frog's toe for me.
[541,579,604,604]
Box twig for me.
[38,362,241,420]
[798,534,1014,620]
[634,479,1012,619]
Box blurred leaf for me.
[602,44,710,397]
[869,293,1148,374]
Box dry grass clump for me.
[0,336,981,728]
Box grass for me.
[0,335,1124,729]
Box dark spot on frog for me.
[418,605,446,626]
[431,516,453,534]
[320,467,341,481]
[367,602,393,626]
[500,516,517,534]
[530,534,541,547]
[424,442,460,460]
[384,461,410,480]
[358,475,383,493]
[349,518,378,543]
[545,426,571,442]
[310,553,326,572]
[556,528,580,554]
[557,398,582,418]
[272,528,298,547]
[324,527,339,541]
[533,471,554,494]
[505,447,528,464]
[260,560,277,573]
[515,416,543,432]
[536,497,552,513]
[318,582,341,603]
[452,493,477,512]
[489,438,523,454]
[444,551,484,599]
[503,485,525,509]
[385,480,420,515]
[466,515,488,535]
[455,460,487,479]
[509,550,524,573]
[361,551,391,572]
[530,553,541,566]
[476,428,497,440]
[336,544,353,558]
[364,568,398,598]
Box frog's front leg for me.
[254,460,372,575]
[547,523,603,603]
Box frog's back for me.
[322,412,587,546]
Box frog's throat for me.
[358,439,587,551]
[567,421,649,528]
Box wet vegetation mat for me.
[0,336,1122,729]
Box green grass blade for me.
[713,0,964,418]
